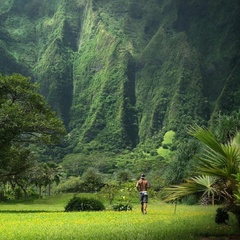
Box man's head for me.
[141,174,145,179]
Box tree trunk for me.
[38,185,42,197]
[211,194,215,206]
[16,182,28,200]
[48,183,51,196]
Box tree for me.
[0,73,66,181]
[212,111,240,144]
[41,162,64,196]
[31,161,64,196]
[82,168,103,192]
[163,140,200,185]
[163,126,240,226]
[101,180,119,205]
[116,170,132,184]
[4,157,37,200]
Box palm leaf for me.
[189,126,240,178]
[191,175,218,197]
[163,126,240,204]
[197,145,239,177]
[163,175,218,202]
[189,125,226,157]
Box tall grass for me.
[0,194,238,240]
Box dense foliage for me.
[0,1,240,203]
[0,73,65,199]
[163,126,240,226]
[0,0,239,153]
[65,196,105,211]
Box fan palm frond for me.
[191,175,218,197]
[163,175,218,202]
[189,126,240,178]
[188,125,226,157]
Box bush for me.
[112,203,132,211]
[65,196,105,212]
[215,208,229,224]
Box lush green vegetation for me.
[0,2,240,238]
[1,0,239,153]
[65,195,105,211]
[163,125,240,226]
[0,73,66,200]
[0,195,239,240]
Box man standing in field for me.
[136,174,150,214]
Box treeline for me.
[1,73,240,204]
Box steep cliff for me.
[0,0,239,153]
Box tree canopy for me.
[0,73,66,178]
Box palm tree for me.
[33,162,63,196]
[213,111,240,144]
[163,126,240,225]
[43,162,63,196]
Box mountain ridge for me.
[0,0,239,154]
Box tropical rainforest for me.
[0,0,240,200]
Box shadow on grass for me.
[200,234,240,240]
[0,210,63,214]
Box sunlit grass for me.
[0,196,238,240]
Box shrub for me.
[215,208,229,224]
[65,196,105,212]
[112,203,132,211]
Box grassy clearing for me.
[0,195,239,240]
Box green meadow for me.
[0,194,239,240]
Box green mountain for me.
[0,0,240,154]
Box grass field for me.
[0,194,239,240]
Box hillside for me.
[0,0,240,154]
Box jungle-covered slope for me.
[0,0,240,154]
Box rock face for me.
[0,0,240,152]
